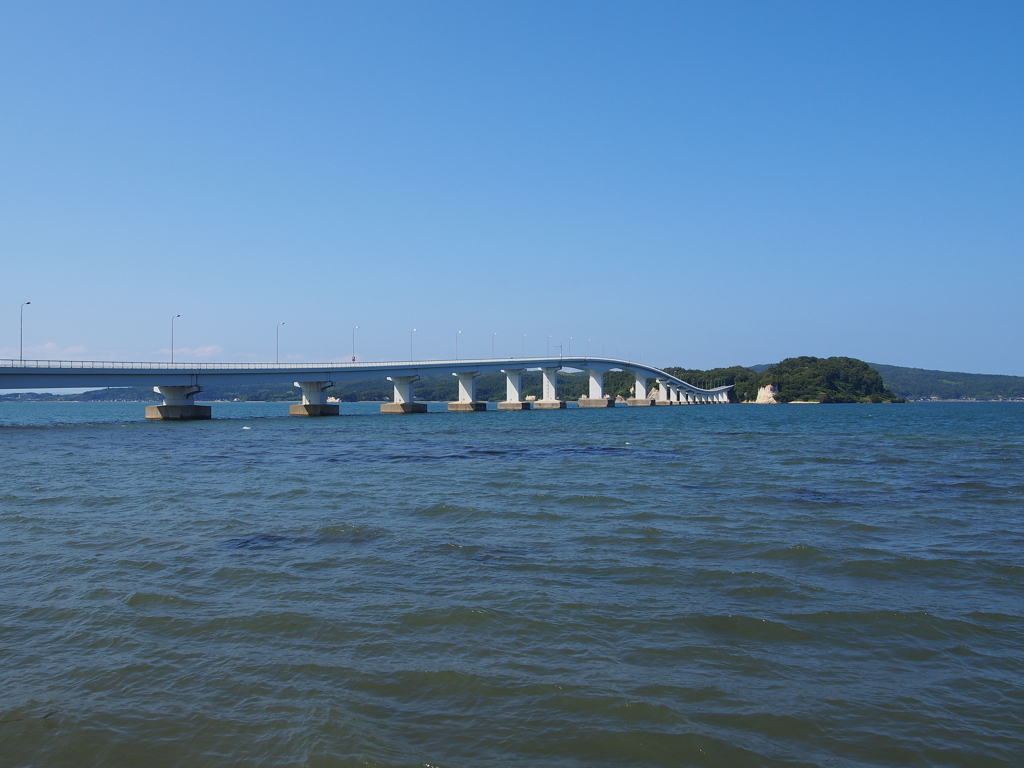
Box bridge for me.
[0,356,734,419]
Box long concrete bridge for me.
[0,356,734,419]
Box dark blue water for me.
[1,402,1022,767]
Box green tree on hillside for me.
[764,357,901,403]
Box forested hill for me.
[760,357,901,403]
[869,364,1024,400]
[666,357,902,403]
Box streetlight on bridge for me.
[410,329,417,361]
[171,314,180,365]
[352,326,359,362]
[19,301,30,362]
[492,332,497,359]
[522,334,526,357]
[456,330,461,360]
[276,322,285,364]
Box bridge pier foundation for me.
[449,372,486,411]
[498,369,531,410]
[290,381,339,416]
[146,386,212,420]
[655,378,674,405]
[535,366,566,409]
[382,376,427,413]
[579,368,614,407]
[627,371,654,406]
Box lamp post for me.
[456,330,461,360]
[19,301,30,362]
[171,314,180,364]
[410,328,417,361]
[587,339,591,357]
[569,337,572,356]
[276,322,285,364]
[492,332,497,359]
[548,335,552,356]
[522,334,526,358]
[352,326,359,362]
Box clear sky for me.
[1,2,1021,374]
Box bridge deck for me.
[0,356,734,395]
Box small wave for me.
[697,614,809,641]
[761,543,830,562]
[126,592,197,608]
[221,534,306,550]
[555,494,632,508]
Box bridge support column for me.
[656,379,673,405]
[535,366,566,409]
[449,372,486,411]
[627,371,654,406]
[495,370,528,411]
[579,369,614,407]
[498,369,531,410]
[146,386,212,420]
[382,376,427,413]
[290,381,339,416]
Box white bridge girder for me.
[1,356,734,405]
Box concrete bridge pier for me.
[382,376,427,413]
[290,381,339,416]
[146,385,212,420]
[498,369,530,410]
[579,369,614,407]
[627,371,654,406]
[656,379,674,405]
[449,372,486,411]
[535,366,566,409]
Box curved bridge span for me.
[0,356,733,419]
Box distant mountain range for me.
[867,364,1024,401]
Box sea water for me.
[1,402,1021,767]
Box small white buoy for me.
[242,426,251,430]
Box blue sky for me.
[1,2,1021,374]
